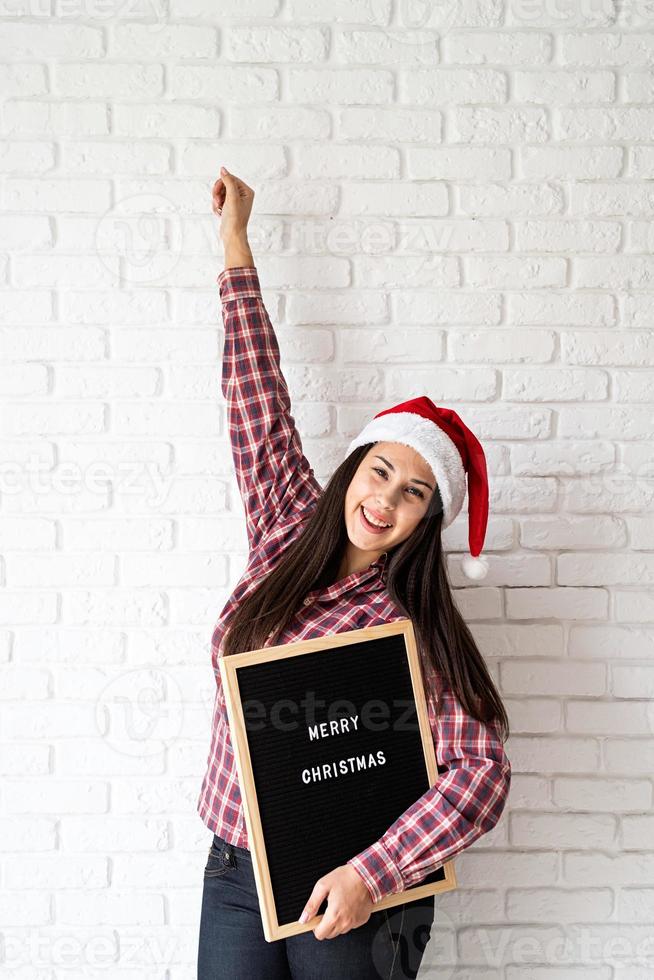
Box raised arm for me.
[212,168,322,553]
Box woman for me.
[196,167,512,979]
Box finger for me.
[222,168,252,197]
[315,908,344,941]
[312,904,333,941]
[299,880,329,927]
[212,182,225,209]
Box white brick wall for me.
[1,2,653,977]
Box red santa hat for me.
[344,396,490,581]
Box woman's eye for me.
[372,467,424,499]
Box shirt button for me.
[303,597,312,606]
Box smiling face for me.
[340,441,437,576]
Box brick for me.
[409,146,511,179]
[624,72,654,101]
[504,367,607,401]
[341,180,448,216]
[553,776,651,812]
[8,554,115,588]
[558,552,654,586]
[172,0,281,13]
[0,141,55,174]
[111,23,217,58]
[473,624,564,659]
[114,102,222,138]
[5,178,111,212]
[520,146,622,179]
[288,68,393,104]
[465,256,566,288]
[452,107,549,143]
[4,100,108,136]
[575,256,654,289]
[0,63,47,96]
[511,812,616,848]
[565,700,651,735]
[605,741,654,775]
[335,28,439,65]
[506,587,608,620]
[459,183,564,216]
[400,67,507,103]
[521,513,623,545]
[590,617,654,655]
[562,333,654,366]
[560,33,654,67]
[502,660,606,696]
[556,107,654,142]
[507,2,615,28]
[451,329,555,364]
[509,734,602,773]
[443,31,552,65]
[55,62,164,98]
[61,141,171,175]
[0,402,105,436]
[514,220,621,253]
[287,0,391,23]
[296,144,400,178]
[230,105,329,139]
[514,69,615,103]
[0,23,102,58]
[570,182,654,217]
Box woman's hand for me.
[212,166,255,244]
[299,865,375,940]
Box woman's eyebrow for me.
[373,455,434,492]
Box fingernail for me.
[299,910,308,923]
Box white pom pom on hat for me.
[460,554,489,580]
[344,396,490,581]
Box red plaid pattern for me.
[197,265,511,904]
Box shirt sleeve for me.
[219,265,323,553]
[346,682,512,905]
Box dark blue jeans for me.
[197,833,435,979]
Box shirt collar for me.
[341,549,389,593]
[304,551,389,605]
[368,550,389,582]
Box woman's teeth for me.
[361,505,392,529]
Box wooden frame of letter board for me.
[219,617,457,942]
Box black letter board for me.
[219,618,457,942]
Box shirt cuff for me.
[217,265,261,303]
[346,840,405,905]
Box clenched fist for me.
[212,166,255,244]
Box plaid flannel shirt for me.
[196,265,511,904]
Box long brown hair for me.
[223,442,510,741]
